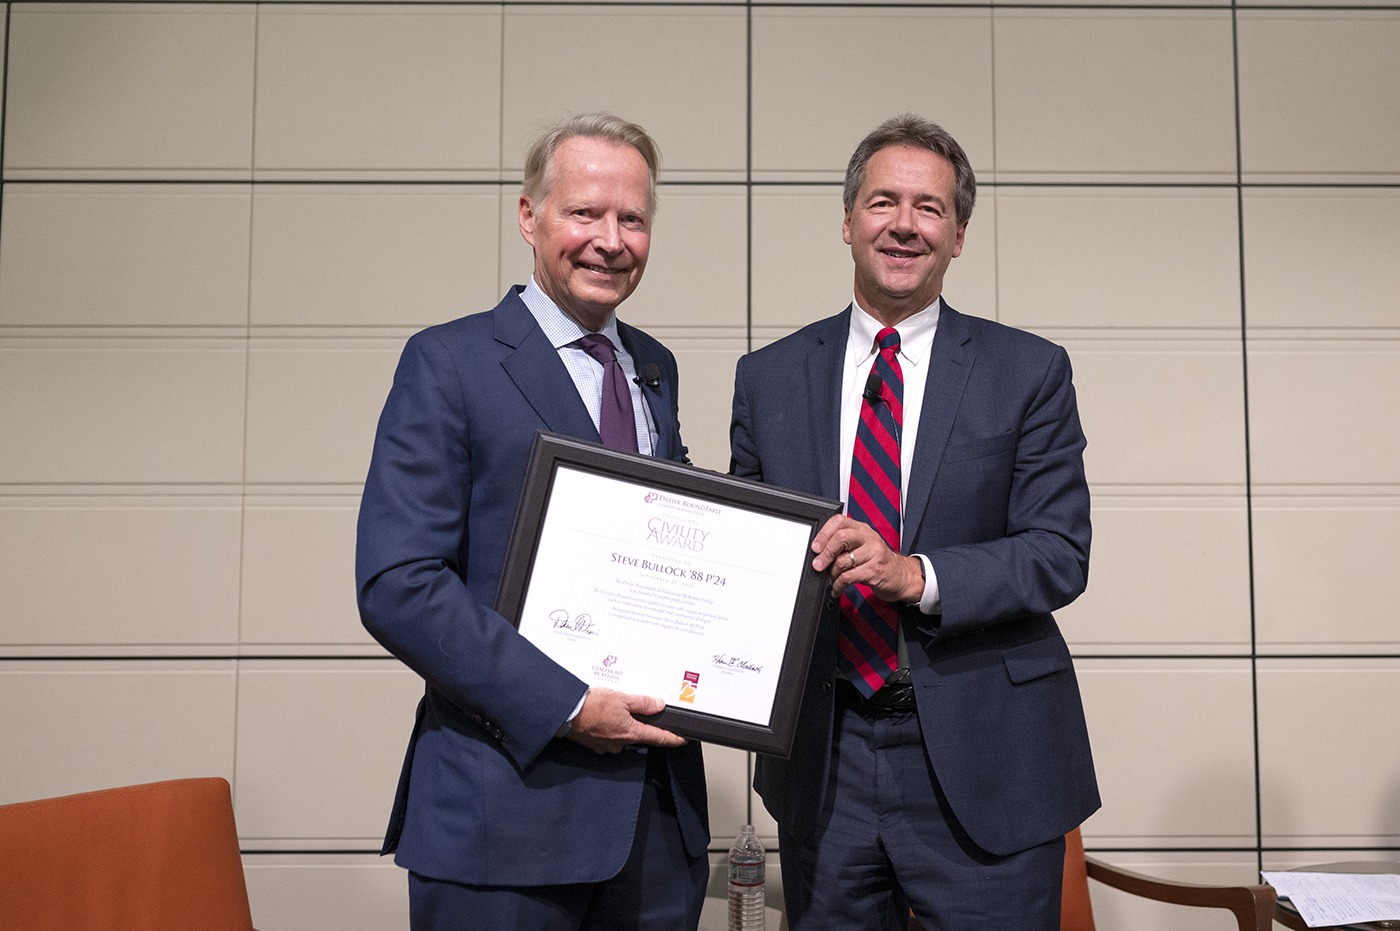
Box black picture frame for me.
[495,431,841,758]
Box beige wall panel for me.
[240,498,373,647]
[942,188,997,322]
[616,188,747,331]
[253,6,502,174]
[997,189,1240,330]
[4,5,255,174]
[244,341,403,484]
[0,660,237,804]
[0,185,252,326]
[751,187,850,329]
[1056,495,1251,652]
[249,187,499,327]
[498,186,748,331]
[0,342,247,483]
[501,8,746,179]
[1076,659,1256,846]
[233,660,422,842]
[1082,852,1263,931]
[756,184,851,326]
[750,10,993,179]
[703,743,750,848]
[668,340,744,473]
[993,11,1236,179]
[1243,190,1400,329]
[1254,497,1400,651]
[0,497,242,646]
[1238,12,1400,179]
[750,186,995,330]
[243,855,408,931]
[1258,659,1400,846]
[1247,342,1400,485]
[1066,341,1246,486]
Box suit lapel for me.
[495,290,601,443]
[617,322,677,461]
[903,304,974,551]
[806,308,851,502]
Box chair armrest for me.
[1084,854,1277,931]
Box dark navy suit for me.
[731,302,1098,919]
[357,287,708,894]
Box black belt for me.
[837,667,916,714]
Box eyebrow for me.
[864,187,947,208]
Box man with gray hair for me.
[358,113,709,930]
[731,114,1099,928]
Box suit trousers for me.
[778,685,1065,931]
[407,748,708,931]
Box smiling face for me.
[843,144,968,327]
[519,135,653,331]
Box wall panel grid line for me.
[5,2,1400,924]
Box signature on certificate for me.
[550,609,598,635]
[711,654,762,674]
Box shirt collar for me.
[848,295,941,367]
[521,276,622,350]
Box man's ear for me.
[519,195,537,247]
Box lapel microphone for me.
[863,371,884,405]
[633,363,662,389]
[863,370,901,445]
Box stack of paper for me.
[1262,871,1400,928]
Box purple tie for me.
[578,333,639,452]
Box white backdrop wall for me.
[0,3,1397,929]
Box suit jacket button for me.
[471,713,483,724]
[821,681,833,696]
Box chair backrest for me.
[0,777,256,931]
[1061,826,1096,931]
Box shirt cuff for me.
[555,690,589,738]
[915,554,941,615]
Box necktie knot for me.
[579,332,618,365]
[876,327,900,353]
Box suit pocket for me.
[943,431,1015,464]
[1003,637,1073,684]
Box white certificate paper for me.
[516,465,815,726]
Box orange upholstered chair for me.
[1062,826,1275,931]
[0,777,257,931]
[907,827,1274,931]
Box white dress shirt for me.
[520,277,656,455]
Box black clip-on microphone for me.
[863,371,884,405]
[633,363,662,389]
[863,370,901,444]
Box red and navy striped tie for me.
[838,326,905,697]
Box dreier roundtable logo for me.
[641,487,719,554]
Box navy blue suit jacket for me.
[731,303,1099,857]
[357,287,708,886]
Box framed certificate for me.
[495,432,841,757]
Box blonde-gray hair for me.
[522,113,661,215]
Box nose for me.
[595,215,623,254]
[891,201,916,234]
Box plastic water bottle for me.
[727,824,766,931]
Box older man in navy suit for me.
[730,115,1099,929]
[357,114,708,931]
